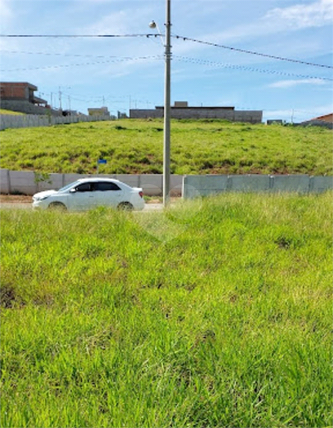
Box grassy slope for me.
[1,193,332,427]
[0,109,25,115]
[0,119,332,175]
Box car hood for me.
[33,190,58,199]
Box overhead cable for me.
[1,32,331,69]
[172,34,333,69]
[173,55,333,81]
[0,55,163,72]
[2,53,331,82]
[0,33,161,38]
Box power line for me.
[1,32,331,69]
[0,49,115,58]
[0,33,160,38]
[1,52,331,82]
[0,55,163,72]
[173,55,333,81]
[172,34,333,69]
[2,33,332,70]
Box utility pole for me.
[58,87,62,111]
[149,0,171,207]
[163,0,171,207]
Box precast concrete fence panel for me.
[63,174,85,186]
[183,175,229,199]
[114,174,140,189]
[0,169,10,194]
[183,174,332,198]
[1,170,332,197]
[228,175,270,192]
[0,114,113,130]
[310,176,333,192]
[139,175,163,196]
[0,170,178,196]
[35,173,64,192]
[7,171,36,195]
[270,175,310,193]
[170,175,183,196]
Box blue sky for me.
[0,0,332,122]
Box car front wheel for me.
[117,202,134,211]
[48,202,67,211]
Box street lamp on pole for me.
[149,0,171,208]
[163,0,171,207]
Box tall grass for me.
[1,193,332,427]
[1,119,332,175]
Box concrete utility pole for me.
[149,0,171,207]
[58,87,62,110]
[163,0,171,207]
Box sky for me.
[0,0,332,123]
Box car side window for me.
[95,182,121,191]
[76,183,93,192]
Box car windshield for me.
[57,181,81,193]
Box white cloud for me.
[269,79,327,88]
[265,0,333,30]
[186,0,333,55]
[0,0,12,28]
[82,10,134,35]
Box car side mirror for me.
[69,188,76,193]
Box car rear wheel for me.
[48,202,67,211]
[117,202,134,211]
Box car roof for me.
[77,178,121,183]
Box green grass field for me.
[1,193,332,427]
[0,109,25,116]
[1,119,332,175]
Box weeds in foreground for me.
[1,193,332,427]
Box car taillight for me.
[139,191,143,198]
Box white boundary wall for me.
[0,170,183,196]
[0,114,113,130]
[183,174,333,198]
[0,170,332,197]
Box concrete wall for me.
[0,100,60,116]
[130,108,263,123]
[0,114,114,130]
[1,170,332,197]
[0,170,183,197]
[183,174,333,198]
[298,120,333,129]
[130,109,162,119]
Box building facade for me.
[88,107,110,116]
[130,102,263,124]
[0,82,60,115]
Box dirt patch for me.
[0,195,32,204]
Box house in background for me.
[0,82,60,115]
[88,107,110,116]
[300,113,333,129]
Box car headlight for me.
[35,195,49,201]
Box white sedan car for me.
[32,178,145,211]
